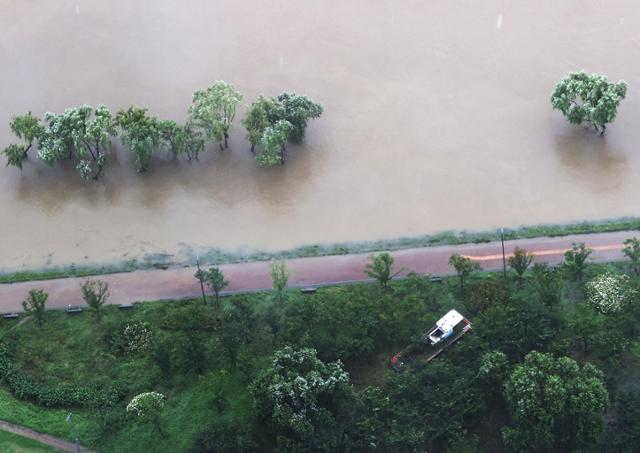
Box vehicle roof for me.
[436,310,464,332]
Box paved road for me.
[0,231,636,312]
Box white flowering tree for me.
[127,392,166,435]
[250,346,351,437]
[502,351,608,451]
[585,272,633,314]
[124,322,153,353]
[38,105,116,180]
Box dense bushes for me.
[0,342,123,408]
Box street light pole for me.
[500,227,507,280]
[66,413,80,453]
[196,256,207,305]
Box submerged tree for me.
[241,95,282,153]
[242,92,323,166]
[115,106,162,172]
[160,120,206,161]
[277,92,324,143]
[22,289,48,327]
[2,112,44,169]
[255,120,292,166]
[38,105,116,180]
[551,71,627,134]
[189,81,243,149]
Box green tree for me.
[502,351,608,452]
[478,351,510,397]
[194,266,228,308]
[126,391,166,436]
[623,237,640,275]
[115,106,162,172]
[270,260,289,303]
[160,120,205,160]
[80,279,109,321]
[529,263,563,308]
[551,71,627,134]
[277,92,324,143]
[507,246,533,279]
[563,242,592,281]
[243,93,322,165]
[465,277,509,314]
[364,252,397,290]
[241,95,282,153]
[609,389,640,452]
[448,254,481,291]
[255,120,293,166]
[2,112,44,169]
[250,346,351,438]
[38,105,116,180]
[22,289,47,327]
[189,81,243,149]
[3,145,30,170]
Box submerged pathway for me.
[0,230,636,312]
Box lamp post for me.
[66,412,80,453]
[500,228,507,280]
[196,255,207,305]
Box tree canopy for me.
[502,351,608,451]
[189,81,243,149]
[38,105,116,180]
[250,346,351,440]
[243,92,323,166]
[551,71,627,133]
[115,106,163,172]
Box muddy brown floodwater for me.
[1,0,639,270]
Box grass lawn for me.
[0,430,63,453]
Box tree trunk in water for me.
[250,143,255,153]
[224,133,229,148]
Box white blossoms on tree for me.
[585,272,634,314]
[124,322,153,353]
[126,391,165,418]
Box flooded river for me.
[1,0,640,270]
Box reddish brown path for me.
[0,420,97,452]
[0,230,636,312]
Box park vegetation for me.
[1,82,323,177]
[1,239,640,451]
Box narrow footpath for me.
[0,230,636,312]
[0,420,97,452]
